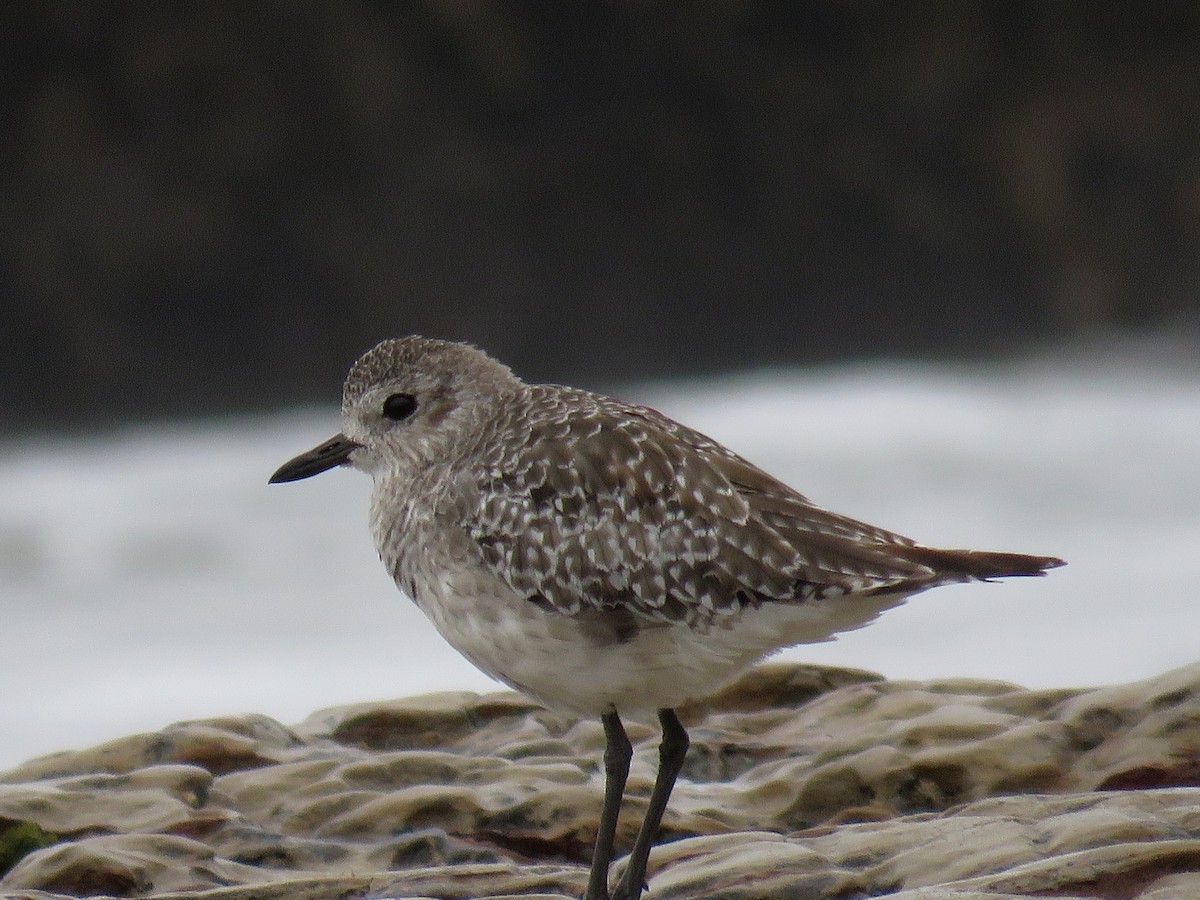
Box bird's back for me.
[458,384,1061,631]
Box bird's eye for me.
[382,393,418,421]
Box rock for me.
[0,766,215,836]
[1,833,272,896]
[1,662,1199,898]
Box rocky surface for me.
[3,662,1200,899]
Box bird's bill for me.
[269,434,361,483]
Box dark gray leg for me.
[585,711,632,900]
[611,709,690,900]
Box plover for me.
[270,336,1063,900]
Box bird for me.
[269,336,1064,900]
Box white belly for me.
[406,561,909,719]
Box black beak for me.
[269,434,361,483]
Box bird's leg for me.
[586,711,632,900]
[611,709,689,900]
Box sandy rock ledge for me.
[2,662,1200,899]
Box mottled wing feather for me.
[466,387,941,624]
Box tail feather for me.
[906,546,1066,582]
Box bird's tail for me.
[905,546,1066,582]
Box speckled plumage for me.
[468,384,961,625]
[271,335,1064,900]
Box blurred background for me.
[3,2,1198,426]
[1,3,1198,769]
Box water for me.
[1,341,1196,772]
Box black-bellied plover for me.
[270,336,1064,900]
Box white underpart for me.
[404,544,908,718]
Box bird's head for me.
[269,336,521,484]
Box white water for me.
[2,341,1197,772]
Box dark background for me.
[3,2,1198,430]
